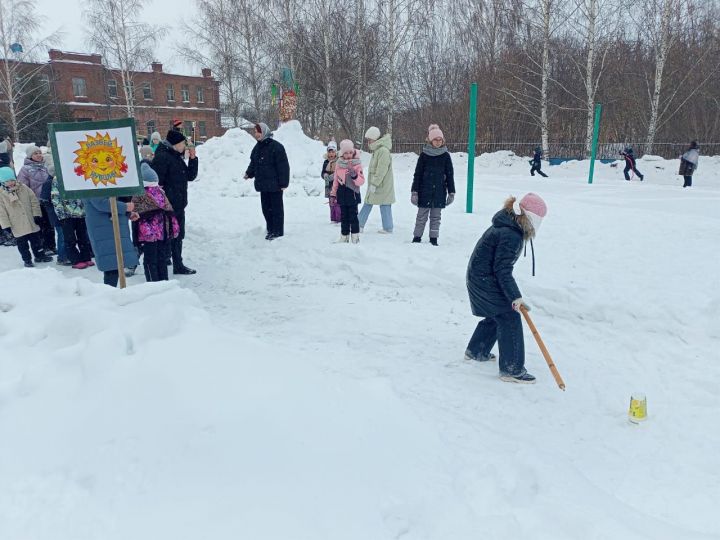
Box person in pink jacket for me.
[131,162,180,282]
[330,139,365,244]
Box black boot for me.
[412,237,421,243]
[430,237,438,246]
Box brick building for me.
[41,49,224,141]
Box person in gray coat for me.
[679,141,699,188]
[84,198,139,286]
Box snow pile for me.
[195,120,330,198]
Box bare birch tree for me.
[0,0,59,142]
[84,0,165,118]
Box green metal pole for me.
[466,83,478,213]
[588,103,602,184]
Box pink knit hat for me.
[339,139,355,155]
[428,124,444,142]
[513,192,547,232]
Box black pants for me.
[624,161,644,180]
[39,203,56,251]
[142,241,170,282]
[16,232,44,262]
[60,218,93,264]
[530,162,548,177]
[467,311,525,376]
[260,191,284,237]
[171,210,186,270]
[683,175,692,187]
[340,204,359,235]
[104,270,119,287]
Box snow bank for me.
[196,120,330,198]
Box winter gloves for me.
[446,193,455,206]
[411,192,418,206]
[512,298,530,312]
[345,169,358,186]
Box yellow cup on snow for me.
[628,393,648,424]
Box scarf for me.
[337,158,362,193]
[422,144,448,157]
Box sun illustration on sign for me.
[73,132,129,186]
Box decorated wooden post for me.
[48,118,144,289]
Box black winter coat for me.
[467,210,524,317]
[0,152,11,168]
[246,137,290,193]
[532,150,542,164]
[150,142,198,212]
[411,151,455,208]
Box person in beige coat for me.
[0,167,53,267]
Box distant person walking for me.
[529,146,548,177]
[358,126,395,233]
[679,141,699,188]
[620,147,644,181]
[244,123,290,240]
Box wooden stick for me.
[109,196,127,289]
[520,306,565,390]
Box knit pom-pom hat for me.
[364,126,381,141]
[339,139,355,156]
[428,124,444,142]
[513,192,547,233]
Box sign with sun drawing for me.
[49,118,144,198]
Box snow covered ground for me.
[1,124,719,540]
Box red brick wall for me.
[45,50,225,140]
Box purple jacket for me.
[135,186,180,243]
[17,158,51,200]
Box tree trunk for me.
[584,0,597,157]
[645,0,674,154]
[540,0,551,156]
[386,0,397,134]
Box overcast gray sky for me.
[33,0,199,75]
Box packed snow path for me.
[1,129,718,539]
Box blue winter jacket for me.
[84,198,139,272]
[466,210,524,317]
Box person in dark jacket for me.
[679,141,699,188]
[244,122,290,240]
[620,147,644,181]
[411,124,455,245]
[465,193,547,384]
[151,129,198,274]
[530,147,548,177]
[0,138,12,168]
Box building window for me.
[166,83,175,101]
[142,82,153,100]
[181,84,190,102]
[146,120,156,137]
[39,74,51,90]
[72,77,87,97]
[198,121,207,138]
[107,79,118,98]
[196,86,204,103]
[184,120,193,136]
